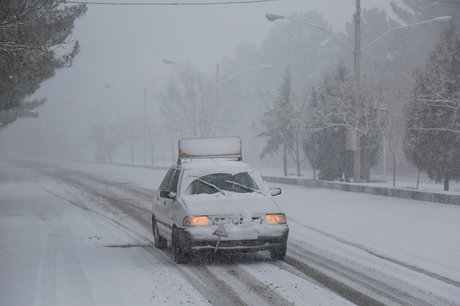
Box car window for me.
[184,172,260,195]
[169,169,180,193]
[159,169,175,191]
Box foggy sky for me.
[0,0,395,161]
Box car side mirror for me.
[269,187,281,196]
[160,190,176,200]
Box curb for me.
[77,161,460,206]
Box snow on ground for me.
[0,163,208,306]
[274,183,460,283]
[256,167,460,195]
[1,160,359,305]
[58,160,460,284]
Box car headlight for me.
[183,216,212,226]
[264,213,287,225]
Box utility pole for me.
[143,88,147,165]
[353,0,361,182]
[215,63,220,136]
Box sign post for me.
[213,224,228,253]
[380,108,388,181]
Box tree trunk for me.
[295,133,301,176]
[283,143,287,177]
[151,144,154,166]
[444,179,449,191]
[313,168,317,180]
[130,146,134,165]
[392,151,396,187]
[365,158,371,182]
[416,169,420,189]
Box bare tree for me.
[159,67,218,138]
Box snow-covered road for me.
[1,160,459,305]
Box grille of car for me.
[211,216,262,225]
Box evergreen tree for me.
[259,69,293,176]
[304,64,379,181]
[260,69,307,176]
[404,24,460,191]
[304,65,352,181]
[0,0,86,129]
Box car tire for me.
[270,243,287,261]
[172,229,189,264]
[152,215,167,249]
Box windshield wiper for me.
[195,178,226,195]
[225,180,262,194]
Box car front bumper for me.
[176,224,289,254]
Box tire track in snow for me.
[40,167,279,305]
[55,169,356,305]
[289,216,460,289]
[68,174,292,305]
[40,162,446,306]
[208,264,295,305]
[34,161,460,305]
[287,240,437,306]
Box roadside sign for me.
[213,225,228,253]
[213,225,228,237]
[380,108,388,128]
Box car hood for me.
[181,193,282,217]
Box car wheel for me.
[172,229,188,264]
[152,216,167,249]
[270,243,287,261]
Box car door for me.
[155,168,175,238]
[165,169,181,234]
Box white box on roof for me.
[178,136,242,159]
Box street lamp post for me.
[380,108,389,181]
[266,10,452,181]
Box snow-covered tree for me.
[404,24,460,191]
[259,69,307,176]
[0,0,86,129]
[304,64,379,181]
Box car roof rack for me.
[177,136,242,165]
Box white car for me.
[151,137,289,263]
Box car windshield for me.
[184,172,262,195]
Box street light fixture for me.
[362,16,452,54]
[265,13,353,53]
[266,13,452,57]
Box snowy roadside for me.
[1,161,357,306]
[0,162,209,306]
[2,160,460,305]
[253,166,460,195]
[55,161,460,283]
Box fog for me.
[0,0,420,169]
